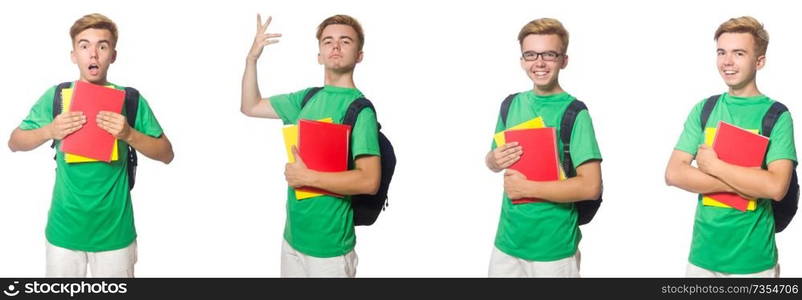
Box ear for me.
[560,54,569,69]
[755,54,766,71]
[70,49,77,64]
[520,57,528,72]
[110,49,117,64]
[355,50,364,64]
[317,52,323,65]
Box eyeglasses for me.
[521,51,562,62]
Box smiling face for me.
[716,32,764,93]
[317,24,363,74]
[71,28,116,84]
[520,34,568,94]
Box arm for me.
[241,14,282,118]
[485,142,523,173]
[504,160,602,203]
[97,111,174,164]
[285,147,381,196]
[665,149,740,195]
[8,112,85,152]
[697,144,793,201]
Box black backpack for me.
[301,87,397,226]
[51,81,140,190]
[500,93,602,225]
[699,94,799,233]
[499,93,602,225]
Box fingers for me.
[497,154,521,169]
[257,14,272,33]
[264,15,272,29]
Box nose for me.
[89,46,98,59]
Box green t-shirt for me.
[491,91,602,261]
[19,82,164,252]
[270,85,380,258]
[674,93,796,274]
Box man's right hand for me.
[487,142,523,172]
[47,112,85,140]
[247,14,282,62]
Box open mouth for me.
[723,70,737,75]
[88,63,100,75]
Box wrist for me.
[44,123,55,140]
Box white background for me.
[1,0,800,277]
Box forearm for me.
[665,163,735,194]
[522,175,601,203]
[240,59,278,118]
[708,161,788,201]
[306,169,380,196]
[8,127,51,152]
[125,129,173,164]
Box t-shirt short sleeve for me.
[491,114,504,150]
[569,109,602,168]
[269,88,311,125]
[674,100,705,156]
[765,111,797,165]
[19,86,57,130]
[351,107,380,159]
[133,94,164,138]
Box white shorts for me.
[488,247,580,277]
[280,239,358,277]
[46,240,137,278]
[686,263,779,278]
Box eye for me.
[544,52,558,58]
[80,44,88,50]
[100,45,107,51]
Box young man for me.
[485,18,602,277]
[240,14,380,277]
[7,13,174,277]
[665,16,795,278]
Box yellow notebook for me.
[494,116,546,147]
[701,127,757,211]
[282,118,333,200]
[60,88,120,163]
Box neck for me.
[533,82,564,96]
[728,79,761,97]
[324,69,356,89]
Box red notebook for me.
[60,81,125,162]
[505,127,561,204]
[296,119,351,198]
[705,121,769,212]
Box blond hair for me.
[70,13,118,48]
[518,18,569,53]
[715,16,769,56]
[316,15,364,51]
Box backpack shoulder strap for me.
[700,94,721,131]
[560,99,588,177]
[342,98,376,128]
[762,101,789,137]
[50,82,73,149]
[499,93,518,127]
[123,87,140,128]
[301,87,324,108]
